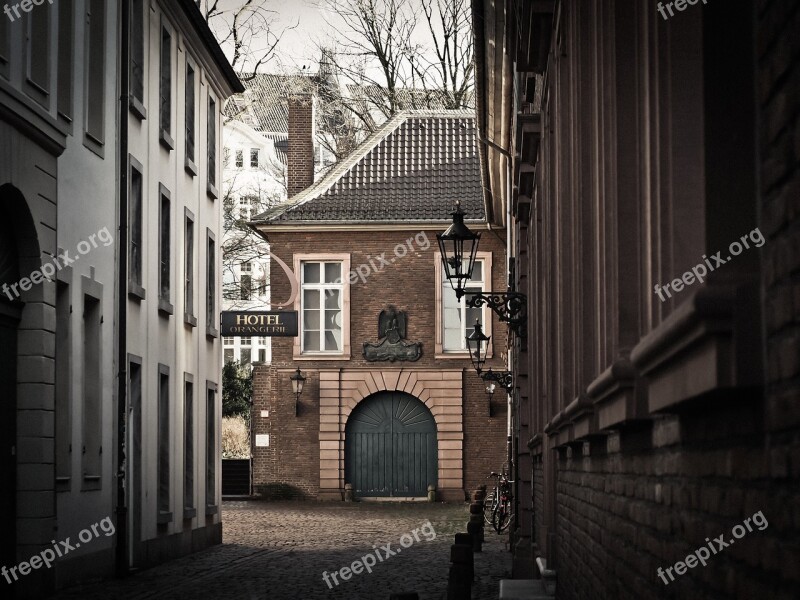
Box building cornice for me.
[252,222,503,234]
[0,80,68,157]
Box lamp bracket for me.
[480,369,514,393]
[462,291,527,338]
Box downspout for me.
[507,165,513,473]
[115,0,130,578]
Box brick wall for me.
[530,1,800,598]
[252,364,321,498]
[251,229,508,499]
[553,402,793,599]
[286,96,315,197]
[510,0,800,600]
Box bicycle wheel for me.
[483,490,496,525]
[496,500,513,532]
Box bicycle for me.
[484,468,514,533]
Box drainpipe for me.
[115,0,130,577]
[506,152,513,475]
[477,133,515,474]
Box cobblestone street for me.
[49,501,510,600]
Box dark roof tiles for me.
[252,111,485,224]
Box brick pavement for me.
[48,501,511,600]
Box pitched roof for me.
[225,74,317,133]
[251,110,485,225]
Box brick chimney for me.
[287,95,316,196]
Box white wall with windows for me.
[124,0,239,569]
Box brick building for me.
[248,109,508,501]
[470,0,800,597]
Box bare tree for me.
[316,0,474,142]
[415,0,474,109]
[196,0,292,78]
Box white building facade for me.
[0,0,241,596]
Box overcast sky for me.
[271,0,329,71]
[206,0,449,77]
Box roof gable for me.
[252,110,485,225]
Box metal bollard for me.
[453,534,474,581]
[467,521,482,552]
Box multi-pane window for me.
[238,196,260,220]
[159,185,171,311]
[185,61,195,164]
[235,149,243,168]
[206,230,216,333]
[240,262,252,300]
[57,0,74,119]
[301,262,343,353]
[442,259,486,351]
[184,209,195,323]
[85,0,105,143]
[27,2,50,95]
[157,365,171,522]
[184,375,194,516]
[250,148,259,168]
[223,337,235,364]
[223,147,230,166]
[129,157,144,295]
[159,24,172,144]
[206,383,217,509]
[240,337,252,367]
[82,294,102,488]
[223,336,268,365]
[258,345,267,363]
[207,97,217,190]
[55,282,71,489]
[0,8,8,73]
[130,0,144,107]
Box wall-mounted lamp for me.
[485,382,496,417]
[290,367,306,416]
[466,319,490,374]
[481,368,513,394]
[437,202,527,338]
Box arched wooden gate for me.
[345,391,437,497]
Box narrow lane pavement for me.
[49,501,510,600]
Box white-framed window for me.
[238,196,260,220]
[435,251,493,357]
[240,261,252,300]
[442,259,486,351]
[222,336,269,366]
[300,261,343,354]
[250,148,259,168]
[240,337,252,366]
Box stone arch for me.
[0,182,53,568]
[318,369,464,500]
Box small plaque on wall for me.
[255,434,270,447]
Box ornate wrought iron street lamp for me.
[437,203,527,338]
[290,367,306,416]
[480,369,514,394]
[437,201,481,300]
[465,320,490,373]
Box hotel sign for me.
[220,311,298,337]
